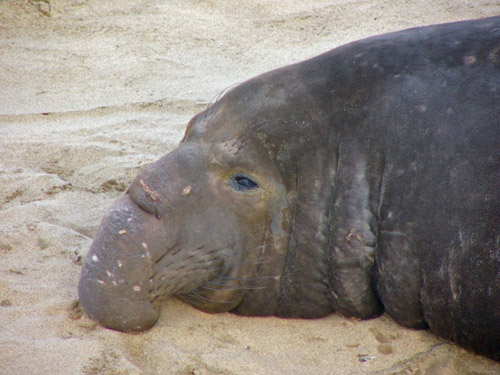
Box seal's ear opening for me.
[230,173,259,191]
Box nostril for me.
[127,191,160,218]
[127,179,164,218]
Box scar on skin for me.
[345,228,355,243]
[344,228,363,243]
[464,55,476,65]
[140,179,159,201]
[182,185,192,196]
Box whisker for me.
[207,83,239,107]
[153,239,181,266]
[151,228,263,274]
[199,273,277,292]
[235,118,284,144]
[209,274,278,282]
[217,242,269,262]
[198,284,267,292]
[149,222,277,306]
[182,290,232,305]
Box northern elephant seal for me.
[78,17,500,360]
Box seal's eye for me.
[230,174,259,191]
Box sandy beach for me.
[1,1,499,374]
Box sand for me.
[1,1,499,374]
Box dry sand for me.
[1,1,499,374]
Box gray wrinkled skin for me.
[79,17,500,360]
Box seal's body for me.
[79,17,500,360]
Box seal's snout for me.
[79,146,206,332]
[78,195,164,332]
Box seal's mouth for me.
[78,194,167,332]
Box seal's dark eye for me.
[230,174,259,191]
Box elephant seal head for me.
[78,65,342,331]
